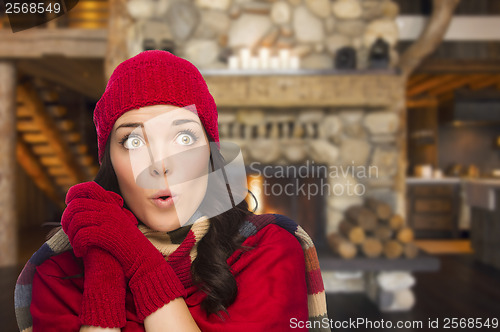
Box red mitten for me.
[62,181,187,321]
[80,247,127,328]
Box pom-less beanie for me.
[93,50,219,164]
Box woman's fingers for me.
[71,226,99,257]
[65,181,124,207]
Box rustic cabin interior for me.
[1,0,499,331]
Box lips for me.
[150,189,173,200]
[150,189,177,209]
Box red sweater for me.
[31,223,309,331]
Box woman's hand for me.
[61,181,138,260]
[62,181,187,322]
[80,327,120,332]
[61,182,129,328]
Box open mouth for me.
[151,195,177,208]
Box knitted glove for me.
[61,181,187,321]
[80,247,127,328]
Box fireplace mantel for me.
[202,70,404,108]
[204,69,408,246]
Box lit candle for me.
[290,56,300,70]
[270,56,280,70]
[250,56,260,70]
[228,56,239,70]
[239,48,251,69]
[259,48,270,69]
[279,49,290,69]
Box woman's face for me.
[110,104,210,232]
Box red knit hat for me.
[93,50,219,164]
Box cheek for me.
[111,149,136,194]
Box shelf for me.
[317,248,441,272]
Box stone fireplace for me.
[203,72,406,249]
[120,0,406,248]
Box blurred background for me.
[1,0,500,331]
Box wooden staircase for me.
[16,80,98,209]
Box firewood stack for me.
[328,198,419,259]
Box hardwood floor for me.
[1,265,23,332]
[2,254,499,331]
[327,254,500,331]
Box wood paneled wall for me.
[15,162,61,230]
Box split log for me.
[397,227,415,244]
[345,206,378,231]
[374,225,393,241]
[388,214,404,230]
[328,233,357,259]
[361,237,383,258]
[339,220,366,244]
[366,198,392,220]
[383,240,403,259]
[403,242,419,259]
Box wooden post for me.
[105,0,132,80]
[0,61,18,266]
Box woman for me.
[14,50,329,331]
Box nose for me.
[149,158,168,176]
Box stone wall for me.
[126,0,400,70]
[205,74,406,236]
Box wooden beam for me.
[407,74,431,89]
[16,59,106,100]
[407,97,439,109]
[419,59,500,74]
[469,75,500,91]
[399,0,461,78]
[407,74,458,97]
[0,29,106,58]
[427,74,487,96]
[17,84,89,183]
[16,139,66,210]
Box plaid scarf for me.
[15,213,329,331]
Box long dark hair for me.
[92,129,255,319]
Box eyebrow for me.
[172,119,201,127]
[115,122,143,132]
[115,119,201,132]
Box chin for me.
[147,219,182,232]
